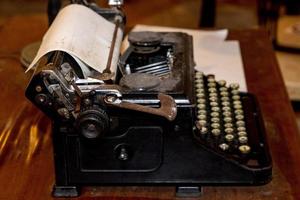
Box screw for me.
[35,85,42,92]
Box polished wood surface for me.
[1,14,300,200]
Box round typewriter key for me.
[196,83,204,88]
[223,111,231,117]
[209,96,218,102]
[236,120,245,127]
[219,87,228,92]
[238,131,247,137]
[195,79,203,84]
[200,126,208,134]
[218,80,226,86]
[197,114,206,120]
[207,78,215,83]
[209,92,218,97]
[234,109,244,115]
[230,83,240,90]
[237,127,246,132]
[197,104,206,109]
[196,88,205,93]
[196,71,203,77]
[235,114,244,120]
[221,101,230,107]
[211,106,220,112]
[212,128,221,136]
[225,134,234,142]
[232,95,241,101]
[207,83,217,88]
[211,112,220,117]
[219,143,229,151]
[233,100,242,105]
[211,117,220,123]
[222,106,231,112]
[224,123,233,128]
[220,91,229,97]
[234,104,242,109]
[198,110,207,115]
[210,102,218,107]
[197,98,206,104]
[198,120,207,126]
[221,96,230,102]
[208,88,217,93]
[231,90,239,95]
[211,123,220,129]
[224,117,232,123]
[225,127,234,134]
[196,93,205,98]
[239,145,251,154]
[238,136,248,144]
[207,74,215,79]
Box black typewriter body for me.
[25,4,272,198]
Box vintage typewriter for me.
[25,0,272,197]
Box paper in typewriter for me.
[122,25,247,92]
[27,4,123,77]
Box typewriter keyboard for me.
[194,71,255,157]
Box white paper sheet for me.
[122,25,247,91]
[27,4,123,77]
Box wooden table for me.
[1,14,300,200]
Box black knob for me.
[76,108,109,139]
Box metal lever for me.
[95,17,121,81]
[104,93,177,121]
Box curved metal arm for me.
[104,93,177,121]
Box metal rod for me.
[103,19,120,74]
[134,61,167,71]
[136,64,169,73]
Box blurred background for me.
[1,0,300,124]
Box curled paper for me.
[27,4,123,78]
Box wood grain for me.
[0,14,299,200]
